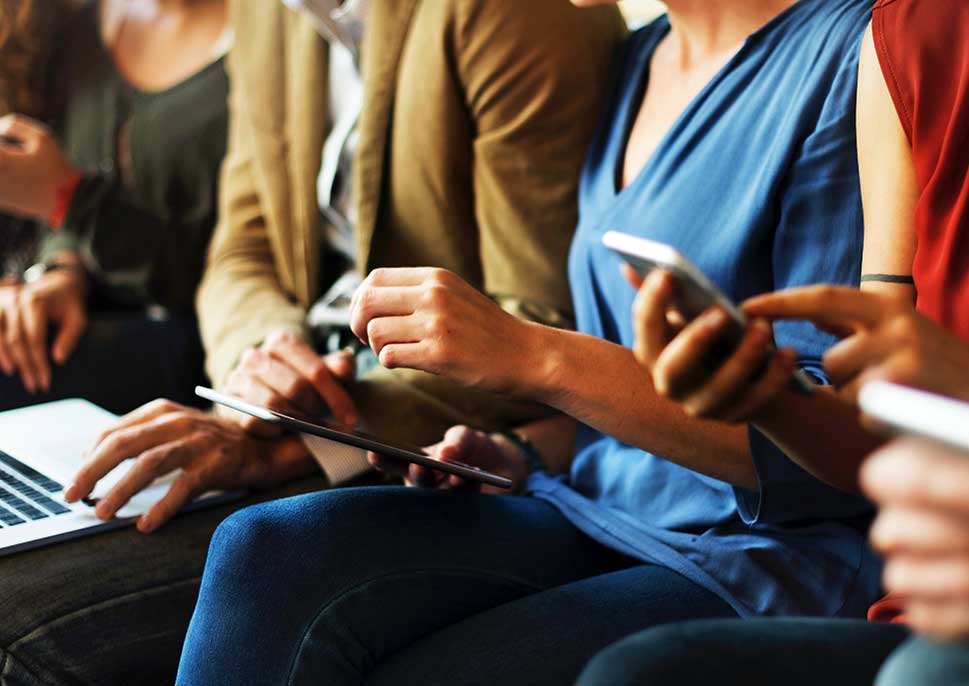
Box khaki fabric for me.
[198,0,627,442]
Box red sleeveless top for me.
[872,0,969,341]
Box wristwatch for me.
[22,261,83,285]
[500,430,546,475]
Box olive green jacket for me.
[198,0,626,444]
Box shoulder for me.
[445,0,627,57]
[872,0,969,59]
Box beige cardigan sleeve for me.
[195,15,308,388]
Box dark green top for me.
[40,2,229,312]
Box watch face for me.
[22,263,46,285]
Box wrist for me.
[258,435,318,486]
[510,320,567,402]
[47,169,82,229]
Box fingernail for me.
[704,309,727,329]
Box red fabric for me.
[48,173,81,230]
[867,593,908,625]
[872,0,969,341]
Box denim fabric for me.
[877,636,969,686]
[578,618,910,686]
[0,310,206,416]
[0,477,327,686]
[176,487,737,685]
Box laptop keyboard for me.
[0,451,70,527]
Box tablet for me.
[859,381,969,453]
[602,231,815,393]
[195,386,513,489]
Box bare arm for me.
[742,27,922,493]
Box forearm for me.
[753,389,886,493]
[518,323,757,489]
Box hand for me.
[222,330,358,437]
[368,425,529,495]
[862,438,969,642]
[629,266,797,422]
[744,286,969,404]
[64,400,285,533]
[0,114,81,223]
[0,266,88,393]
[349,267,533,394]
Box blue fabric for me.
[578,618,909,686]
[176,488,735,686]
[528,0,880,619]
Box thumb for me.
[52,308,86,364]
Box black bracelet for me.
[500,430,545,475]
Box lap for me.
[180,488,639,685]
[578,617,911,686]
[0,476,327,686]
[0,310,206,415]
[370,563,736,686]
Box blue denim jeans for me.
[0,309,206,415]
[578,618,911,686]
[877,636,969,686]
[176,487,737,685]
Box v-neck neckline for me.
[611,1,808,197]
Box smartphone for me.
[859,381,969,453]
[602,231,816,393]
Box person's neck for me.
[663,0,799,66]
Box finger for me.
[220,372,289,437]
[621,263,644,290]
[0,308,13,376]
[139,471,204,533]
[94,438,199,520]
[632,270,678,370]
[366,316,422,356]
[324,350,356,380]
[742,286,883,333]
[5,302,38,393]
[883,555,969,602]
[870,506,969,557]
[367,451,411,480]
[822,332,886,388]
[906,600,969,642]
[20,294,50,391]
[349,284,422,344]
[69,412,195,501]
[408,462,444,489]
[720,348,798,423]
[264,337,359,426]
[861,441,969,513]
[52,306,86,365]
[246,348,322,415]
[0,114,48,145]
[680,319,774,418]
[653,306,735,400]
[376,342,427,371]
[85,399,183,459]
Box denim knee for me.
[578,623,690,686]
[876,636,969,686]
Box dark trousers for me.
[578,618,912,686]
[0,310,207,415]
[176,487,738,686]
[0,477,328,686]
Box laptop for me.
[0,399,241,558]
